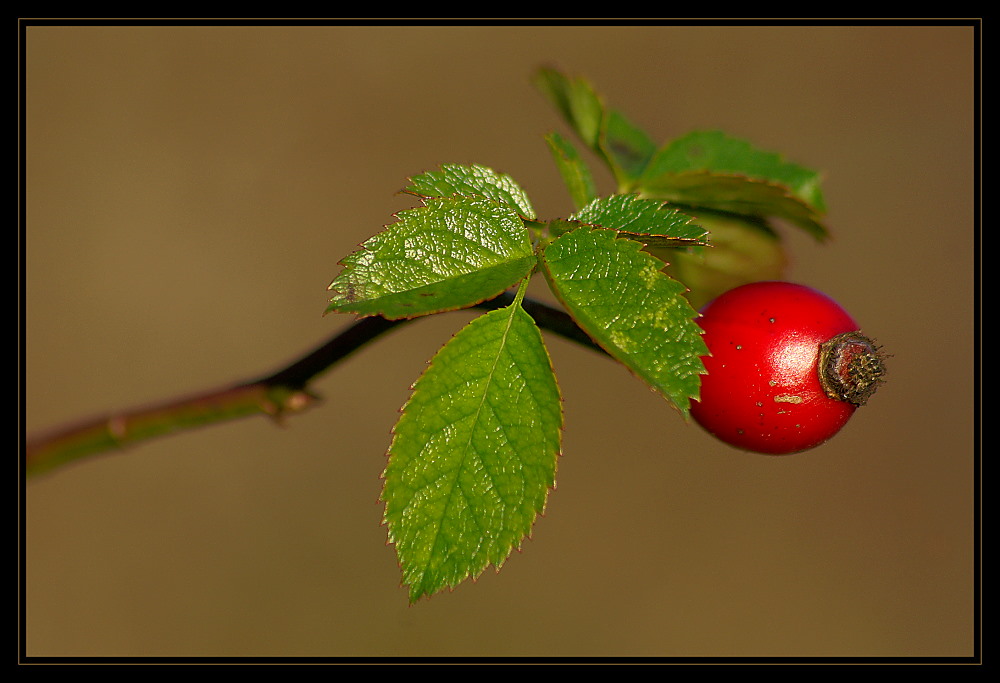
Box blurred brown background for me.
[23,23,976,658]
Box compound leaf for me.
[326,195,536,319]
[535,69,829,240]
[540,227,708,415]
[381,294,563,603]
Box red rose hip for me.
[690,281,886,455]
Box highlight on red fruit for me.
[690,281,886,455]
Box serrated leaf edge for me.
[379,293,563,602]
[539,227,708,417]
[571,194,711,247]
[325,194,535,319]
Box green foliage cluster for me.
[325,68,829,602]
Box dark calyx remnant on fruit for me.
[818,331,887,406]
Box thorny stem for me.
[24,291,604,478]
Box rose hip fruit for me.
[690,281,886,455]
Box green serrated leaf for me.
[326,195,536,320]
[544,132,598,211]
[642,130,826,210]
[572,194,710,248]
[540,227,707,415]
[641,172,828,241]
[404,163,535,219]
[382,294,563,603]
[639,130,828,239]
